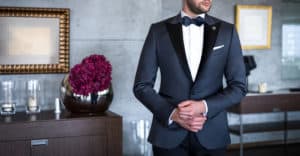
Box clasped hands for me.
[171,100,207,132]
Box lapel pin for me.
[212,26,216,31]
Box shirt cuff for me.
[202,100,208,116]
[168,109,176,125]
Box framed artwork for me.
[0,7,70,74]
[281,23,300,80]
[235,5,272,50]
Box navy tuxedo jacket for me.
[133,14,247,149]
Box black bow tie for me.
[181,16,205,27]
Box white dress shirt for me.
[168,11,208,125]
[181,11,205,81]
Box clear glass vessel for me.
[1,81,16,115]
[26,80,41,114]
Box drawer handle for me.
[31,139,48,146]
[272,108,281,112]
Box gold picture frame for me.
[0,7,70,74]
[235,5,272,50]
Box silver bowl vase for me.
[60,76,113,114]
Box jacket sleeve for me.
[133,24,175,127]
[205,26,247,119]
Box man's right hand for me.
[171,108,207,132]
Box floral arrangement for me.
[68,54,112,96]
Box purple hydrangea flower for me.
[69,54,112,96]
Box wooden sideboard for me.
[227,91,300,156]
[0,110,122,156]
[228,91,300,114]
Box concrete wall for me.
[0,0,299,155]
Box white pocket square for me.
[213,45,224,50]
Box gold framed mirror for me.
[0,7,70,74]
[235,5,272,50]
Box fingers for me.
[175,115,199,132]
[187,116,207,131]
[188,120,204,127]
[189,121,204,127]
[179,114,206,122]
[178,105,192,113]
[178,100,193,108]
[191,116,207,122]
[179,122,199,132]
[177,100,204,117]
[179,114,193,120]
[178,109,193,117]
[178,105,193,116]
[184,123,203,132]
[176,117,207,132]
[190,125,203,132]
[188,121,204,132]
[177,107,207,121]
[176,100,207,132]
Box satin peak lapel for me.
[166,18,193,83]
[195,17,220,81]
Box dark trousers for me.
[152,132,226,156]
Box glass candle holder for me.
[26,80,41,114]
[258,82,268,93]
[0,81,16,115]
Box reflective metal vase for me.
[60,76,113,114]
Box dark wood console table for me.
[0,110,122,156]
[228,91,300,156]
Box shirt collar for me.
[181,10,205,19]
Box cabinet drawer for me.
[31,135,107,156]
[0,141,30,156]
[0,118,109,141]
[0,110,122,156]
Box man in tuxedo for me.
[133,0,247,155]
